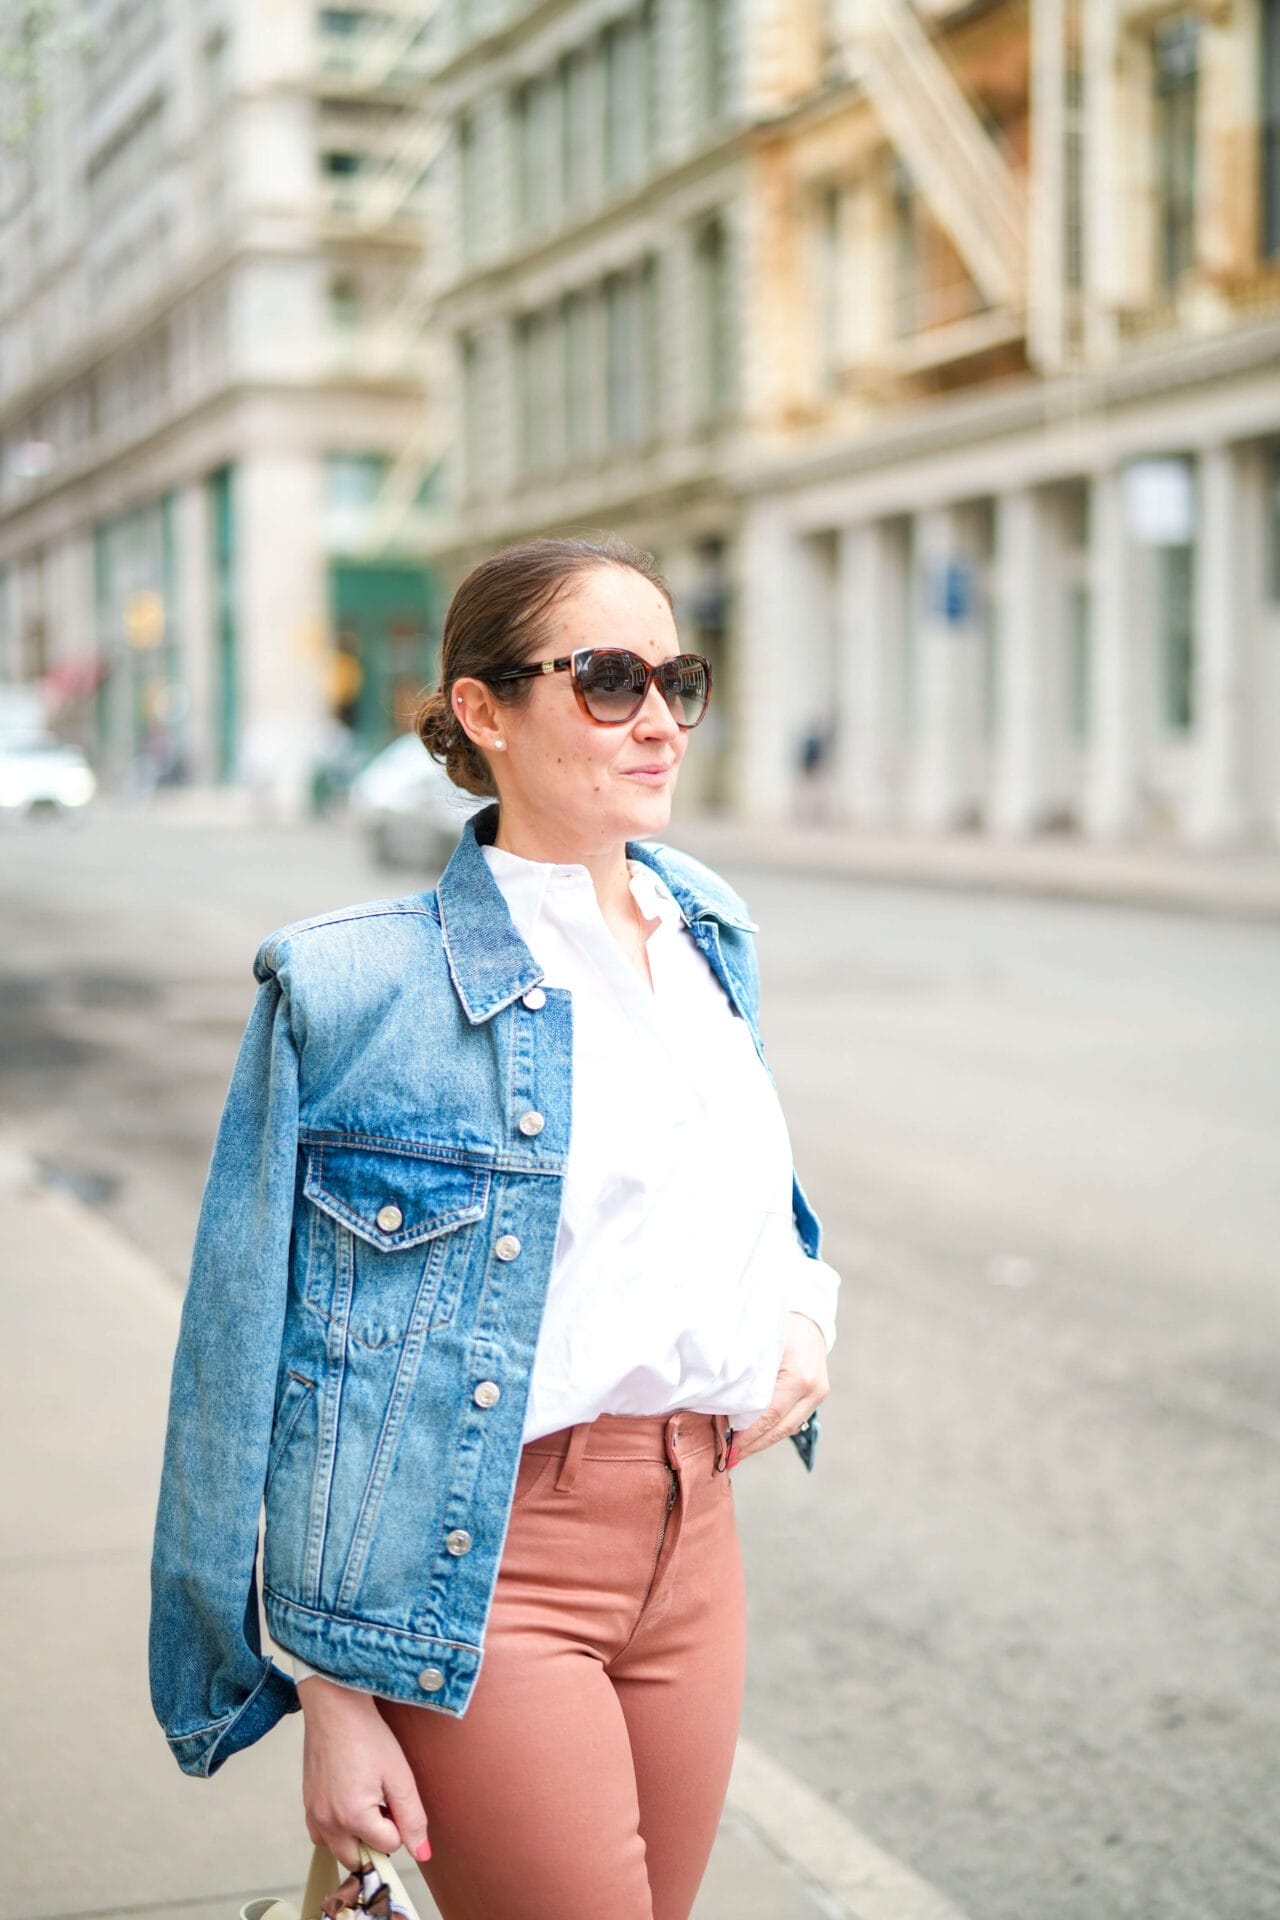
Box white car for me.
[0,734,96,816]
[349,731,485,870]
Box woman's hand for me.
[298,1675,431,1869]
[728,1312,829,1467]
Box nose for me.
[634,675,682,741]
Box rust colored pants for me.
[377,1411,745,1920]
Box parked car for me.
[0,733,96,817]
[348,731,485,870]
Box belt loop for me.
[713,1416,733,1474]
[555,1420,593,1492]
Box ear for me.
[452,676,507,754]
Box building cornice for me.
[0,372,426,542]
[733,316,1280,496]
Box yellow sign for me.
[125,590,166,650]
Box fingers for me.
[307,1801,404,1870]
[301,1693,429,1869]
[730,1394,822,1465]
[383,1761,432,1863]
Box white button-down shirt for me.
[481,843,840,1443]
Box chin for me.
[619,788,675,838]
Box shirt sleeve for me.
[285,1651,369,1697]
[785,1218,840,1353]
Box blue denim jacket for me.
[149,804,826,1777]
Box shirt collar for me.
[435,804,752,1025]
[480,841,685,944]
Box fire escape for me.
[316,0,449,556]
[842,0,1057,362]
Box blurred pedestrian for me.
[149,534,840,1920]
[794,721,835,825]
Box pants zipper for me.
[653,1463,679,1567]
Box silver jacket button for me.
[494,1233,521,1261]
[417,1666,445,1692]
[473,1380,501,1408]
[518,1110,545,1137]
[376,1203,403,1232]
[445,1528,473,1556]
[521,987,547,1010]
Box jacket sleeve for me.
[719,917,835,1474]
[149,963,302,1776]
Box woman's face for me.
[468,566,691,853]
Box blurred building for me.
[428,0,1280,843]
[0,0,444,806]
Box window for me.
[692,215,733,423]
[1064,43,1085,293]
[329,275,361,327]
[325,453,389,511]
[460,333,483,497]
[1263,0,1280,257]
[561,47,593,211]
[1157,541,1195,733]
[458,112,478,264]
[816,184,844,390]
[511,75,559,235]
[891,158,919,338]
[695,0,732,126]
[563,290,595,456]
[605,269,644,447]
[516,310,561,476]
[603,14,644,189]
[1154,14,1199,290]
[1265,443,1280,600]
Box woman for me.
[150,535,839,1920]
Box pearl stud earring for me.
[493,738,505,749]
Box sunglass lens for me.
[577,650,651,722]
[660,656,710,727]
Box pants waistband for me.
[523,1411,733,1486]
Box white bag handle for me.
[240,1840,423,1920]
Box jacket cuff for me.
[166,1660,299,1779]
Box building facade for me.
[428,0,1280,843]
[0,0,444,807]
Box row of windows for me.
[460,216,733,493]
[86,93,167,225]
[456,0,734,265]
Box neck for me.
[491,813,635,917]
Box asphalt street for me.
[3,801,1278,1920]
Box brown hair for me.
[416,533,674,797]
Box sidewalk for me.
[127,784,1280,922]
[0,1143,848,1920]
[674,816,1280,922]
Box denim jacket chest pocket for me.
[300,1137,491,1349]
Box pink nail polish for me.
[415,1838,432,1862]
[727,1447,740,1469]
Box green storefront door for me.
[328,561,442,753]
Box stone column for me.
[730,506,799,822]
[1082,468,1140,837]
[175,481,215,785]
[235,451,328,819]
[835,520,905,827]
[991,486,1060,835]
[908,506,985,830]
[1188,443,1249,844]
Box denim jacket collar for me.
[436,803,757,1027]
